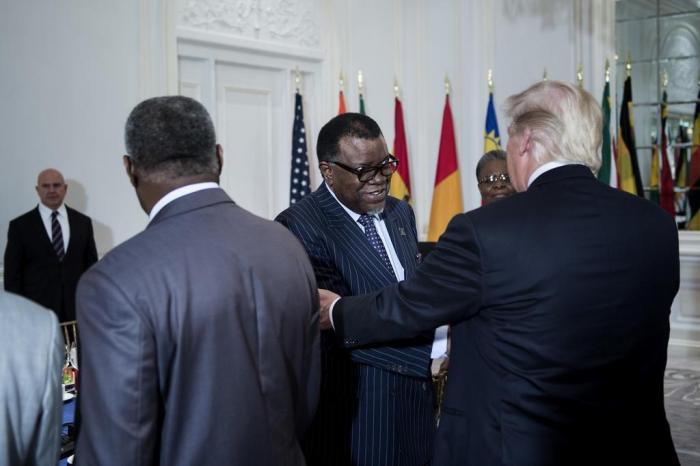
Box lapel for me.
[383,201,417,278]
[64,206,77,258]
[31,207,59,261]
[314,184,397,286]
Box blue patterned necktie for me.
[358,214,397,281]
[51,211,65,261]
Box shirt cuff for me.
[328,297,341,330]
[431,325,449,359]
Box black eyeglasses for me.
[478,173,510,186]
[330,156,399,182]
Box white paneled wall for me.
[2,0,697,347]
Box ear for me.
[123,155,138,188]
[519,128,534,157]
[319,161,333,186]
[215,144,223,175]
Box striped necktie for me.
[358,214,397,281]
[51,211,65,261]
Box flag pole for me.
[543,68,548,82]
[294,66,301,93]
[487,69,494,93]
[605,59,610,83]
[576,64,583,88]
[394,78,400,99]
[625,52,632,78]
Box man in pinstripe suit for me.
[276,113,435,466]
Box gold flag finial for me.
[487,69,494,92]
[444,75,451,96]
[625,52,632,78]
[294,66,301,91]
[605,59,610,83]
[394,78,400,98]
[662,69,668,89]
[576,64,584,88]
[357,70,364,94]
[543,68,548,82]
[339,71,345,90]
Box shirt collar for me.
[528,160,577,188]
[38,202,67,219]
[149,182,220,221]
[325,182,383,223]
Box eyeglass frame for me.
[328,155,399,182]
[477,172,510,187]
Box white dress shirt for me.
[326,183,448,358]
[528,160,579,187]
[38,203,70,249]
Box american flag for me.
[290,91,310,204]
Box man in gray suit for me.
[0,290,63,466]
[75,96,320,465]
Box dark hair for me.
[476,149,507,179]
[316,113,383,162]
[124,96,218,180]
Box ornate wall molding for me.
[179,0,320,49]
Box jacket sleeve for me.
[4,220,24,294]
[75,268,159,466]
[32,311,63,466]
[334,212,484,346]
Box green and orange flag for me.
[428,93,463,241]
[389,96,411,202]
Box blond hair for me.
[504,80,602,173]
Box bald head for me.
[36,169,67,210]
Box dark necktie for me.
[358,214,397,281]
[51,211,65,261]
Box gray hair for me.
[125,96,218,182]
[476,150,507,179]
[504,80,602,173]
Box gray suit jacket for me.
[0,290,63,466]
[75,188,320,466]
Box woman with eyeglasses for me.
[476,149,515,204]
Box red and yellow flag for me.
[338,90,347,114]
[389,97,411,202]
[428,95,463,241]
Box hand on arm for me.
[318,288,340,330]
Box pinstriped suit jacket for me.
[276,183,434,466]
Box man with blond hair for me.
[321,80,680,465]
[4,168,98,322]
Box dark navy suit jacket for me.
[276,183,434,466]
[334,165,680,466]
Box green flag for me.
[359,93,366,115]
[597,81,617,187]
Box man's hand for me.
[318,289,340,330]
